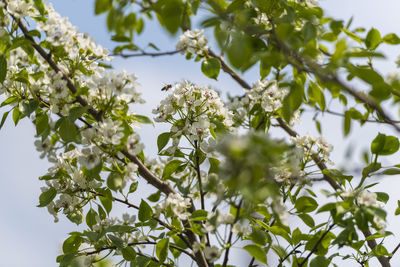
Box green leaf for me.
[107,172,123,191]
[12,107,24,126]
[129,182,138,193]
[344,111,351,136]
[162,160,183,179]
[157,132,171,153]
[226,34,253,69]
[362,162,382,178]
[138,200,153,222]
[35,113,49,136]
[374,244,389,257]
[382,168,400,175]
[383,33,400,45]
[310,256,330,267]
[0,111,10,130]
[68,106,89,122]
[365,28,381,50]
[21,99,39,117]
[376,192,389,204]
[59,253,76,267]
[62,235,83,254]
[299,213,315,228]
[156,238,169,263]
[101,225,135,236]
[243,244,267,264]
[38,188,57,207]
[1,96,18,107]
[132,114,153,124]
[395,200,400,215]
[33,0,46,15]
[158,0,184,34]
[86,208,97,230]
[341,28,361,43]
[371,133,399,155]
[0,53,7,83]
[108,234,124,248]
[303,22,316,43]
[99,189,112,214]
[122,246,137,261]
[201,58,221,80]
[59,118,78,143]
[295,196,318,213]
[95,0,112,15]
[190,209,208,221]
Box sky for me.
[1,0,400,266]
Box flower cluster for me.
[156,193,192,220]
[203,211,235,233]
[290,134,334,165]
[357,190,387,232]
[357,190,381,207]
[153,81,233,144]
[176,29,209,56]
[248,79,288,112]
[5,0,35,19]
[227,79,301,128]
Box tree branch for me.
[14,16,211,267]
[85,241,196,261]
[278,243,303,267]
[208,49,252,90]
[112,50,182,58]
[298,224,335,267]
[222,199,243,267]
[389,242,400,260]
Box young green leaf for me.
[201,58,221,80]
[138,199,153,222]
[243,244,267,264]
[156,238,169,263]
[365,28,381,50]
[38,188,57,207]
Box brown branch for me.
[14,16,211,267]
[194,140,205,210]
[270,30,400,134]
[313,107,400,124]
[85,241,196,261]
[113,50,182,58]
[298,224,335,267]
[389,242,400,260]
[278,243,303,267]
[276,117,341,190]
[248,257,256,267]
[208,49,252,90]
[222,199,243,267]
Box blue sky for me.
[1,0,400,266]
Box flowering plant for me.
[1,0,400,266]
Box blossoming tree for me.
[2,0,400,266]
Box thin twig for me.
[312,107,400,124]
[222,199,243,267]
[85,241,196,261]
[389,242,400,260]
[298,224,335,267]
[113,50,181,58]
[278,243,303,267]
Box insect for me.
[161,84,172,92]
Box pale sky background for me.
[1,0,400,266]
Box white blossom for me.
[357,190,379,207]
[176,29,209,56]
[203,246,221,262]
[157,193,192,220]
[79,147,101,169]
